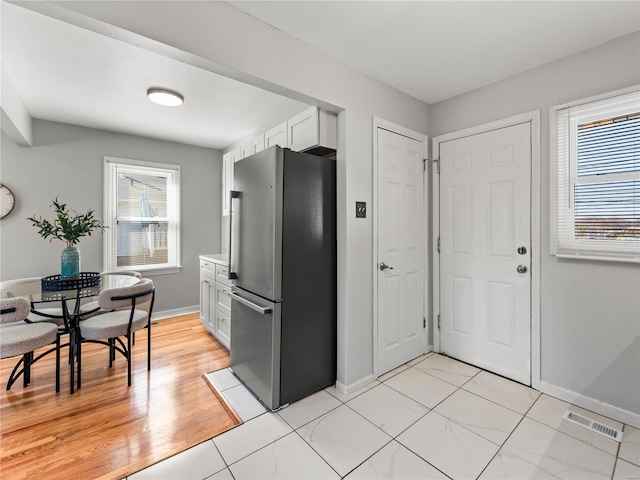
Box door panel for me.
[439,122,531,384]
[231,147,283,300]
[377,128,425,375]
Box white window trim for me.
[103,156,182,275]
[550,86,640,264]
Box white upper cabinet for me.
[287,106,337,154]
[251,133,265,155]
[221,107,336,217]
[239,141,251,159]
[265,121,288,149]
[222,146,239,216]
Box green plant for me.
[28,198,107,248]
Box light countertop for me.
[199,253,228,265]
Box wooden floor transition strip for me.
[203,372,244,427]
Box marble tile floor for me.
[127,353,640,480]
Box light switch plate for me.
[356,201,366,218]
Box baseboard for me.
[336,373,376,396]
[151,305,199,322]
[540,381,640,429]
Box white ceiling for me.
[231,1,640,104]
[3,1,639,150]
[2,2,309,149]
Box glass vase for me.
[61,246,80,278]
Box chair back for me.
[0,297,31,324]
[97,278,154,313]
[0,277,41,289]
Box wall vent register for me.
[562,410,623,442]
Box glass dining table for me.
[0,273,140,393]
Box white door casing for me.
[437,121,533,385]
[375,123,427,376]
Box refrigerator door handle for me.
[228,190,239,279]
[229,291,272,314]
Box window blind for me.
[552,89,640,262]
[104,157,180,272]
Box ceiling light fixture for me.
[147,87,184,107]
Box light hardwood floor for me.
[0,313,237,480]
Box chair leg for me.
[147,321,151,371]
[127,334,132,387]
[77,330,82,390]
[70,330,76,394]
[23,352,31,387]
[108,338,115,368]
[55,334,61,393]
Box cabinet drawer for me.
[215,264,232,286]
[215,310,231,349]
[200,260,216,280]
[215,282,232,316]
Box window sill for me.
[553,252,640,264]
[115,265,183,276]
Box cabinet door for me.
[251,133,265,154]
[265,121,288,148]
[222,152,233,216]
[287,106,318,152]
[215,310,231,349]
[200,277,212,331]
[240,141,251,159]
[207,281,217,334]
[222,147,241,216]
[231,146,241,163]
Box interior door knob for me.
[516,264,528,273]
[379,262,394,271]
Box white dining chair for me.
[0,296,60,392]
[77,278,154,388]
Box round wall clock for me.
[1,184,16,219]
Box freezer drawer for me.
[229,288,281,410]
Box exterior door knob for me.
[379,262,394,271]
[516,264,528,273]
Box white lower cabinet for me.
[200,258,232,349]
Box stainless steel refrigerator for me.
[228,145,336,410]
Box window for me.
[551,88,640,263]
[104,157,181,274]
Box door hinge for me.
[437,236,441,253]
[423,317,426,328]
[437,314,441,330]
[433,157,440,174]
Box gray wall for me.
[430,32,640,417]
[0,119,222,316]
[57,1,431,392]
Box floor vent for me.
[562,410,623,442]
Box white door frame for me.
[432,111,541,389]
[373,117,428,378]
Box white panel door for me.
[377,128,425,375]
[439,122,531,384]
